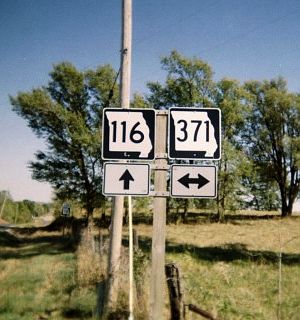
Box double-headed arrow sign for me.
[178,173,209,189]
[171,165,217,198]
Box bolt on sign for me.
[102,108,156,160]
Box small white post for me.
[128,195,134,320]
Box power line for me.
[131,6,300,88]
[199,8,300,56]
[81,3,300,92]
[81,1,221,72]
[134,0,221,48]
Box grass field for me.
[0,230,97,320]
[134,215,300,320]
[0,213,300,319]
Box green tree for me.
[244,169,280,211]
[130,93,150,109]
[146,52,255,220]
[244,78,300,216]
[11,62,119,216]
[147,50,215,109]
[0,190,12,220]
[215,78,251,220]
[146,50,215,222]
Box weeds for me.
[1,215,299,319]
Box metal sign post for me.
[150,111,168,320]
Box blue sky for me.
[0,0,300,204]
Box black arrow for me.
[119,169,134,190]
[178,173,209,189]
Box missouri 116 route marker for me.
[102,108,156,160]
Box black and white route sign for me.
[103,163,150,196]
[171,165,217,198]
[102,108,155,160]
[169,108,221,160]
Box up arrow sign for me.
[178,173,209,189]
[119,169,134,190]
[103,163,150,196]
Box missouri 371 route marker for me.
[169,107,221,160]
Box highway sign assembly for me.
[101,108,221,198]
[170,165,217,198]
[102,108,156,160]
[103,162,150,196]
[168,107,221,160]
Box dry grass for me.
[135,216,300,254]
[76,228,106,287]
[1,213,299,319]
[0,230,94,319]
[133,215,300,319]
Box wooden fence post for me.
[165,263,183,320]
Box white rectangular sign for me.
[171,165,217,198]
[103,162,150,196]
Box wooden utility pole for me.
[150,111,168,319]
[120,0,132,110]
[106,0,132,312]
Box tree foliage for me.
[214,79,251,219]
[0,190,50,224]
[9,53,300,219]
[147,50,215,109]
[243,78,300,216]
[146,52,253,220]
[11,63,119,215]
